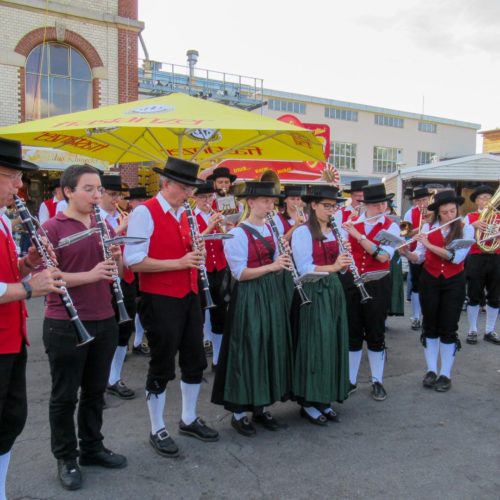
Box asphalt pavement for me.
[6,297,500,500]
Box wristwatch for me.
[22,281,32,300]
[358,235,367,242]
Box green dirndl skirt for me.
[292,273,350,405]
[222,272,293,408]
[278,270,295,312]
[388,252,404,316]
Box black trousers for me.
[420,269,466,344]
[43,317,118,460]
[409,263,423,294]
[201,268,228,334]
[140,292,207,393]
[0,345,27,454]
[341,273,391,352]
[466,254,500,308]
[116,279,137,347]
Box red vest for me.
[44,198,58,219]
[138,198,198,298]
[349,216,393,274]
[408,207,422,251]
[240,225,275,268]
[424,228,464,278]
[277,213,292,235]
[196,211,227,272]
[341,207,354,224]
[312,239,339,265]
[0,219,28,354]
[466,211,500,255]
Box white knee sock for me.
[424,337,439,373]
[0,451,11,500]
[180,381,201,425]
[485,306,499,333]
[133,313,144,348]
[303,406,322,419]
[233,412,247,421]
[146,390,166,434]
[349,350,362,385]
[367,349,385,384]
[411,292,421,320]
[212,333,223,365]
[439,342,456,378]
[203,311,213,343]
[108,345,128,386]
[467,305,479,333]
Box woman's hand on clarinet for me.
[332,252,352,272]
[179,251,205,269]
[271,253,292,272]
[29,267,65,297]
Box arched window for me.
[25,42,92,121]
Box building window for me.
[25,42,92,121]
[374,114,404,128]
[373,146,400,173]
[417,151,435,165]
[329,142,357,171]
[418,121,437,133]
[268,99,306,114]
[324,107,358,121]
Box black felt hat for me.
[360,183,395,204]
[194,181,216,195]
[125,186,148,200]
[49,178,61,190]
[302,184,346,204]
[428,190,465,212]
[237,181,281,198]
[206,166,237,183]
[153,156,204,187]
[283,184,307,198]
[101,174,127,192]
[410,186,433,200]
[0,138,38,172]
[344,179,369,194]
[470,185,495,203]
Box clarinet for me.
[266,213,311,307]
[13,195,94,346]
[329,214,372,304]
[183,202,216,309]
[93,205,132,324]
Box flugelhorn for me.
[476,185,500,253]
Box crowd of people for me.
[0,137,498,496]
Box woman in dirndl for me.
[211,181,293,436]
[291,184,351,425]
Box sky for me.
[138,0,500,150]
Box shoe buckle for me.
[157,429,170,440]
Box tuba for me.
[477,185,500,253]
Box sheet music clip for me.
[297,271,329,284]
[446,239,475,251]
[374,230,406,248]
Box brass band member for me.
[336,179,369,226]
[38,177,66,224]
[124,158,219,459]
[400,190,474,392]
[212,181,293,437]
[273,184,307,240]
[0,139,63,499]
[464,185,500,345]
[342,183,400,401]
[291,185,351,425]
[403,186,432,330]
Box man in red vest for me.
[343,183,400,402]
[193,181,228,370]
[464,185,500,345]
[38,177,66,224]
[0,138,63,499]
[124,157,219,459]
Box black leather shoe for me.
[348,383,357,396]
[231,416,256,437]
[149,428,179,457]
[484,332,500,345]
[371,382,387,401]
[300,407,328,426]
[252,411,280,431]
[204,340,213,356]
[466,332,478,345]
[422,371,437,388]
[434,375,452,392]
[106,380,135,400]
[79,448,127,468]
[411,319,422,331]
[57,458,82,491]
[132,343,150,356]
[322,407,341,423]
[179,417,219,442]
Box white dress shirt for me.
[403,206,415,224]
[99,206,119,230]
[38,197,67,224]
[224,222,279,280]
[355,213,399,259]
[194,207,210,224]
[271,213,296,236]
[124,193,185,267]
[414,222,474,265]
[0,210,13,297]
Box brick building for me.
[0,0,142,186]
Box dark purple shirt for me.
[42,212,115,321]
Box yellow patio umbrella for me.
[0,93,325,166]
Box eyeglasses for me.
[318,202,337,210]
[0,170,23,182]
[195,194,214,200]
[76,186,106,195]
[105,191,124,199]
